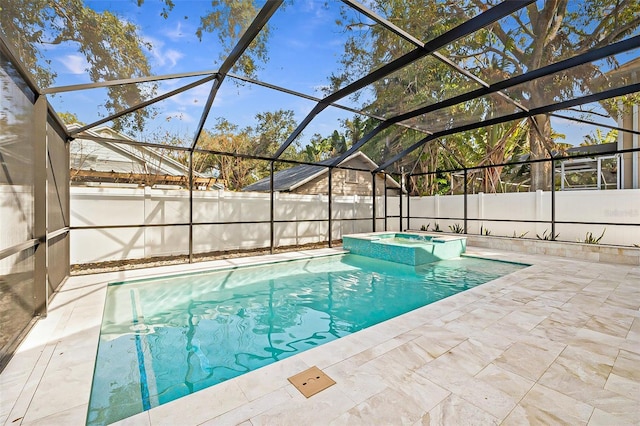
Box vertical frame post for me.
[406,174,411,231]
[372,172,377,232]
[270,160,275,254]
[463,168,468,234]
[328,167,333,247]
[399,173,403,231]
[33,96,47,316]
[189,150,193,263]
[551,158,556,240]
[383,172,388,231]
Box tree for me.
[582,128,618,146]
[253,109,301,175]
[1,0,157,132]
[192,109,300,190]
[195,119,257,190]
[463,0,640,190]
[0,0,275,132]
[331,0,640,191]
[304,134,334,162]
[57,112,84,126]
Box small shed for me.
[243,152,403,195]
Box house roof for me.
[242,151,402,192]
[68,124,224,189]
[69,124,207,178]
[566,142,617,155]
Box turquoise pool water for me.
[87,254,526,425]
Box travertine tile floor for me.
[1,247,639,425]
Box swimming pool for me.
[87,253,526,425]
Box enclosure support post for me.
[188,151,193,263]
[406,174,410,231]
[328,167,333,248]
[372,173,377,232]
[463,168,468,234]
[551,159,556,240]
[33,95,48,317]
[270,161,275,254]
[399,173,403,231]
[384,173,388,231]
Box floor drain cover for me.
[288,366,336,398]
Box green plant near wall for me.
[536,229,559,240]
[420,224,430,231]
[480,225,491,236]
[449,223,464,233]
[512,231,529,238]
[581,228,606,244]
[433,223,442,232]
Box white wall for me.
[407,189,640,246]
[69,187,640,264]
[70,187,374,264]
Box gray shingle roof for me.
[242,158,332,192]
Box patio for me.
[2,247,638,425]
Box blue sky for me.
[45,0,363,145]
[39,0,624,148]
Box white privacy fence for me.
[400,189,640,247]
[69,187,383,264]
[67,187,640,264]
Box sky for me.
[44,0,363,146]
[36,0,627,149]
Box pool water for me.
[87,254,526,425]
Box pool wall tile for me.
[343,232,466,265]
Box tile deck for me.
[1,247,639,425]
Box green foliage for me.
[582,129,618,146]
[303,130,349,163]
[433,223,442,232]
[449,223,464,233]
[512,231,529,239]
[480,226,491,236]
[195,0,276,77]
[580,229,606,245]
[331,0,640,192]
[193,109,300,190]
[0,0,157,132]
[420,224,430,231]
[0,0,275,132]
[536,230,559,241]
[58,112,84,126]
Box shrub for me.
[581,228,605,244]
[449,223,464,233]
[536,229,559,240]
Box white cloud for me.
[164,49,184,67]
[143,36,184,69]
[169,82,212,107]
[163,22,190,41]
[59,54,89,74]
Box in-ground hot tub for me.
[343,232,466,266]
